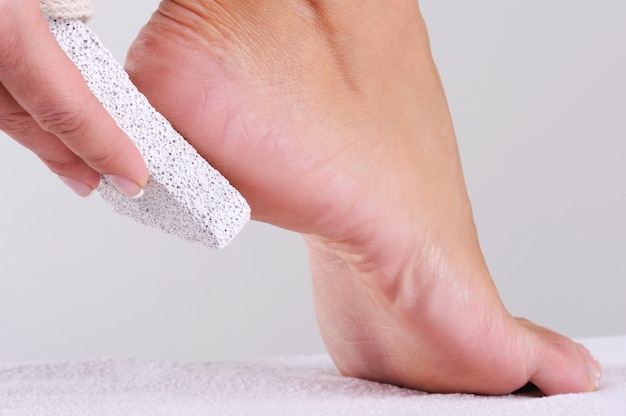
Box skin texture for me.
[0,0,147,196]
[0,0,600,395]
[123,0,601,395]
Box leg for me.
[125,0,600,394]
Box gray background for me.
[0,0,624,363]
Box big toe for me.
[521,320,601,395]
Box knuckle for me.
[0,110,40,137]
[33,101,124,171]
[82,145,119,169]
[36,105,91,140]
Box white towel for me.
[1,336,625,415]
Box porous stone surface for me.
[47,17,250,248]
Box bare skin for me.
[0,0,147,197]
[125,0,601,395]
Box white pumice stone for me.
[47,17,250,249]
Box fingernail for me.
[105,175,144,199]
[58,175,95,197]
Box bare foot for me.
[125,0,600,395]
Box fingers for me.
[0,83,101,193]
[519,319,602,395]
[0,1,147,196]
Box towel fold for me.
[1,336,625,415]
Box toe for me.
[520,320,601,395]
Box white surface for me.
[1,336,625,415]
[0,0,624,363]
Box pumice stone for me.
[47,17,250,248]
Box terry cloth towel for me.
[1,336,625,415]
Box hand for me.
[0,0,147,197]
[125,0,601,395]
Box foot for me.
[125,0,600,394]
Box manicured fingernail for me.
[105,175,144,199]
[58,175,94,197]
